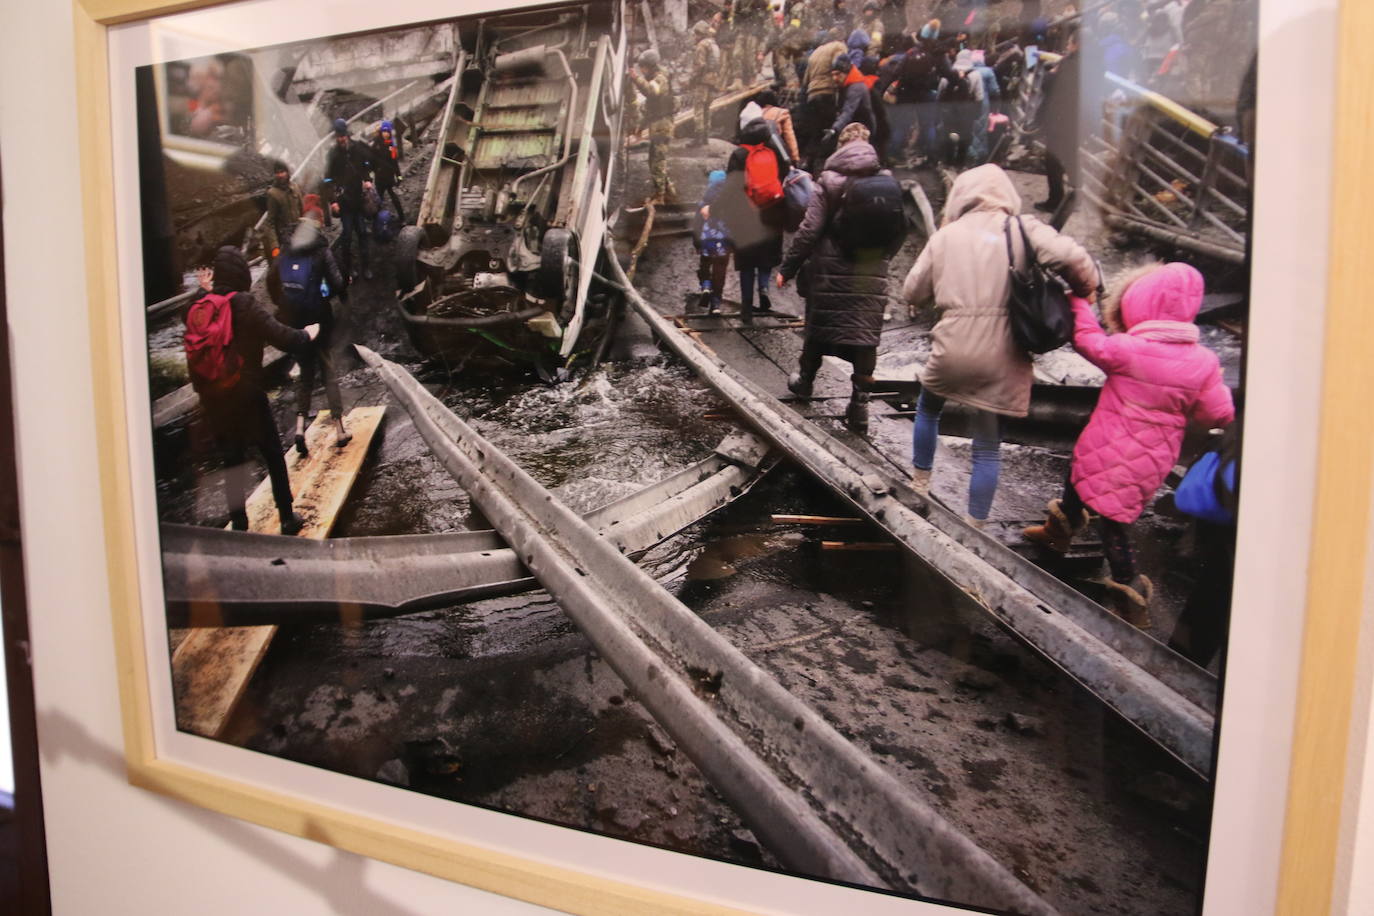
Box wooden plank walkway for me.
[170,406,385,738]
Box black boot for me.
[697,289,712,312]
[787,371,815,398]
[294,434,309,457]
[756,291,773,313]
[845,391,870,433]
[280,510,305,536]
[229,509,249,531]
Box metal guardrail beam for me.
[160,431,772,625]
[356,344,1056,913]
[608,252,1218,776]
[1104,72,1236,143]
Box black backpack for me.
[831,174,907,258]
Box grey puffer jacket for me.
[779,141,891,348]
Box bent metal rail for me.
[159,430,773,625]
[356,344,1057,914]
[605,252,1218,778]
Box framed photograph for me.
[76,0,1368,912]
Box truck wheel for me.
[394,225,423,295]
[534,228,580,320]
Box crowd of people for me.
[179,1,1240,645]
[183,116,409,537]
[624,0,1239,635]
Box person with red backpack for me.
[187,246,319,534]
[718,117,791,322]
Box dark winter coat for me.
[370,131,404,192]
[323,138,374,210]
[778,141,891,348]
[719,119,789,271]
[201,246,310,393]
[262,178,303,257]
[830,69,876,134]
[890,45,956,103]
[1036,49,1082,161]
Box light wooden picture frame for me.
[73,0,1373,913]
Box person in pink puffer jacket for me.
[1022,262,1235,628]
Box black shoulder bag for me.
[1004,216,1073,353]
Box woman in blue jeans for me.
[901,165,1099,526]
[911,392,1004,522]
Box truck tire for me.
[394,225,423,296]
[534,228,580,320]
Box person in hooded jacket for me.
[776,124,890,432]
[902,164,1099,526]
[192,246,319,534]
[719,117,790,321]
[370,119,406,224]
[280,206,352,457]
[1022,263,1235,628]
[845,27,871,69]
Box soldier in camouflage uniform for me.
[629,48,677,203]
[691,20,723,146]
[732,0,771,87]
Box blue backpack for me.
[277,252,324,324]
[1174,426,1241,525]
[374,208,398,243]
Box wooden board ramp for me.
[170,406,385,738]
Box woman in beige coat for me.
[902,164,1099,525]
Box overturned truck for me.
[395,1,628,372]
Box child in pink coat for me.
[1022,262,1235,628]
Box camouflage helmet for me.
[637,47,661,69]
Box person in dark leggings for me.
[280,209,351,455]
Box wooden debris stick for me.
[820,541,899,551]
[170,406,386,739]
[771,515,866,526]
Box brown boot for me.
[1102,575,1153,629]
[1021,499,1088,553]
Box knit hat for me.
[332,118,348,136]
[380,119,394,133]
[270,158,289,174]
[211,245,251,293]
[837,122,870,145]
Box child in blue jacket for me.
[695,169,731,313]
